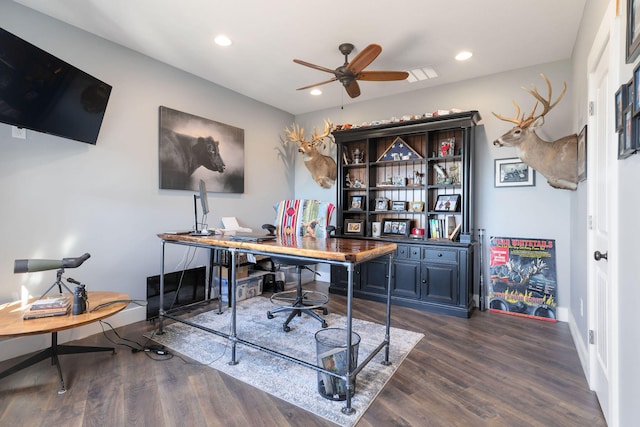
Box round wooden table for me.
[0,291,130,393]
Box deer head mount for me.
[493,74,578,190]
[283,119,337,189]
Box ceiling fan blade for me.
[357,70,410,81]
[345,80,361,98]
[296,77,338,91]
[293,59,337,75]
[346,44,382,75]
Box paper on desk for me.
[221,217,252,233]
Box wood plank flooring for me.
[0,283,606,426]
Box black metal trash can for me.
[315,328,361,401]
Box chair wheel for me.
[322,308,328,315]
[267,312,274,319]
[321,321,328,328]
[283,325,291,332]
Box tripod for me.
[38,268,75,299]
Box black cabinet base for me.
[328,286,474,318]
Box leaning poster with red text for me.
[488,236,558,322]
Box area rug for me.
[149,296,423,427]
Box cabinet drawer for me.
[424,248,458,263]
[396,244,422,261]
[396,245,410,259]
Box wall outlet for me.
[11,126,26,139]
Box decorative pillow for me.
[273,199,335,238]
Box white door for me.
[589,35,612,424]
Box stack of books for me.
[23,294,71,320]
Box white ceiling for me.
[13,0,587,116]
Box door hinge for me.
[589,101,595,116]
[589,329,595,344]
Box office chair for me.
[262,199,335,332]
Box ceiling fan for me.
[294,43,409,98]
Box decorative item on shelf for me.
[391,201,407,211]
[409,201,424,212]
[377,137,423,162]
[344,172,351,188]
[447,163,461,185]
[439,137,455,157]
[343,152,350,165]
[352,178,363,188]
[410,227,425,239]
[349,195,366,211]
[381,219,411,237]
[433,163,448,184]
[393,175,406,186]
[411,170,424,186]
[352,147,365,164]
[371,221,382,238]
[375,198,390,211]
[433,194,461,212]
[344,219,365,236]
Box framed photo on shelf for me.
[344,219,365,236]
[409,201,425,212]
[577,125,587,182]
[494,157,535,187]
[627,0,640,63]
[619,106,636,159]
[433,194,461,212]
[391,201,407,211]
[349,195,365,211]
[381,219,411,237]
[374,198,389,211]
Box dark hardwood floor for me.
[0,283,606,426]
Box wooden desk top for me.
[158,234,397,264]
[0,291,130,338]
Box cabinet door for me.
[361,258,388,295]
[392,260,421,299]
[421,263,458,304]
[330,264,361,291]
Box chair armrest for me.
[262,224,276,235]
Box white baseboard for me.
[0,305,146,363]
[568,310,591,387]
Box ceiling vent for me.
[406,67,438,83]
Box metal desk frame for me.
[157,236,395,415]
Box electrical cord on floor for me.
[90,299,147,312]
[99,320,174,359]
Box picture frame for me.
[635,62,640,113]
[374,197,390,211]
[343,219,365,236]
[409,201,425,212]
[381,219,411,237]
[433,194,461,212]
[494,157,535,187]
[616,85,624,132]
[577,125,587,182]
[349,195,365,211]
[627,0,640,63]
[619,106,636,159]
[391,201,407,211]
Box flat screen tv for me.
[0,27,112,144]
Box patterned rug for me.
[149,296,423,427]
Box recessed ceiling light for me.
[455,51,473,61]
[214,35,232,47]
[310,89,322,96]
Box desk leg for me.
[382,252,393,366]
[342,263,356,415]
[0,331,115,394]
[228,249,238,365]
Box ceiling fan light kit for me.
[294,43,409,98]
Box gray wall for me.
[0,2,295,312]
[296,61,576,319]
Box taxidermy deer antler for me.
[283,119,337,189]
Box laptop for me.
[229,233,276,242]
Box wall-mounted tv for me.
[0,27,112,145]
